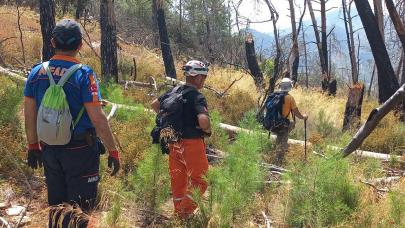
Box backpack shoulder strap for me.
[42,61,55,85]
[57,64,83,86]
[181,86,196,95]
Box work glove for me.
[108,150,120,176]
[27,143,43,169]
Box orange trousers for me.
[168,138,208,218]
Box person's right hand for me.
[303,114,308,121]
[108,150,120,176]
[27,143,43,169]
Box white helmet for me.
[280,78,293,92]
[182,60,209,77]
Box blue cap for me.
[52,19,82,50]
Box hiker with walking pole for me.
[262,78,308,165]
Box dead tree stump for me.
[343,83,365,131]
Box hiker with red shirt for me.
[23,19,120,226]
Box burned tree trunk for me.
[321,0,328,76]
[76,0,88,19]
[245,34,264,91]
[385,0,405,121]
[100,0,118,82]
[343,83,364,131]
[343,83,405,157]
[307,0,328,91]
[354,0,399,103]
[151,0,159,48]
[385,0,405,52]
[288,0,298,83]
[155,0,176,79]
[264,0,281,93]
[287,0,306,85]
[343,0,359,83]
[303,28,309,88]
[39,0,55,61]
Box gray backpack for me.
[36,61,84,145]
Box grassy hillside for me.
[0,5,404,227]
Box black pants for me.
[42,140,100,212]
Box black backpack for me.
[263,92,290,132]
[151,86,195,154]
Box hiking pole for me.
[304,119,307,161]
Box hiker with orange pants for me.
[151,60,211,218]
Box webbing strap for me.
[57,64,83,86]
[73,107,85,129]
[42,62,55,85]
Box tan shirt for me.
[282,94,297,119]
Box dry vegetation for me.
[0,6,404,227]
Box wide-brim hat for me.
[279,78,293,92]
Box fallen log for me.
[106,104,118,121]
[218,123,402,162]
[365,176,402,186]
[0,66,26,82]
[119,80,155,89]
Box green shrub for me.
[128,145,171,213]
[389,190,405,226]
[314,109,340,139]
[204,111,228,151]
[286,155,360,227]
[0,76,23,125]
[197,114,266,226]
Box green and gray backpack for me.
[37,61,84,145]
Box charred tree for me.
[321,0,328,75]
[354,0,399,103]
[343,83,365,131]
[307,0,328,91]
[342,0,359,83]
[39,0,55,61]
[155,0,176,78]
[288,0,306,84]
[303,27,309,88]
[374,0,384,40]
[264,0,281,93]
[76,0,88,19]
[245,34,264,91]
[288,0,298,83]
[100,0,118,82]
[385,0,405,52]
[151,0,159,48]
[385,0,405,120]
